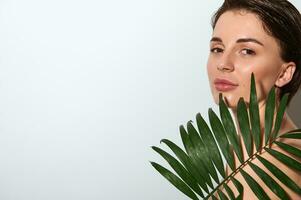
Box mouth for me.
[214,78,238,92]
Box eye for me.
[241,48,255,55]
[210,47,224,53]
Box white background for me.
[0,0,300,199]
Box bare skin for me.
[207,10,301,199]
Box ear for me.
[275,62,296,87]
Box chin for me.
[214,93,240,109]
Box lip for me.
[214,78,238,92]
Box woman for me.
[207,0,301,199]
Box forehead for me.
[213,10,273,42]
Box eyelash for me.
[210,48,256,55]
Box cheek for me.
[252,67,279,97]
[206,59,214,79]
[236,61,281,103]
[206,59,216,89]
[206,58,220,104]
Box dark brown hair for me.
[211,0,301,105]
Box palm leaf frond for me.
[219,94,243,163]
[272,93,289,139]
[209,108,235,171]
[237,98,253,157]
[265,148,301,171]
[180,125,214,189]
[151,146,205,197]
[160,138,210,193]
[230,177,243,200]
[264,86,275,145]
[151,73,301,199]
[249,73,261,152]
[217,189,229,200]
[223,183,235,200]
[196,113,225,178]
[280,132,301,139]
[150,161,199,200]
[274,141,301,157]
[187,121,220,184]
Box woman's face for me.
[207,10,287,108]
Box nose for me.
[217,52,234,72]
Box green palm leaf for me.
[237,98,253,157]
[230,177,243,200]
[180,125,214,188]
[272,94,289,139]
[209,108,235,170]
[151,74,301,199]
[219,94,243,163]
[249,73,262,152]
[217,189,229,200]
[150,161,199,200]
[280,132,301,139]
[196,113,225,178]
[275,141,301,158]
[264,86,275,145]
[152,146,205,197]
[265,148,301,171]
[223,183,235,200]
[160,139,209,193]
[187,121,220,184]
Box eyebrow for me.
[210,37,264,46]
